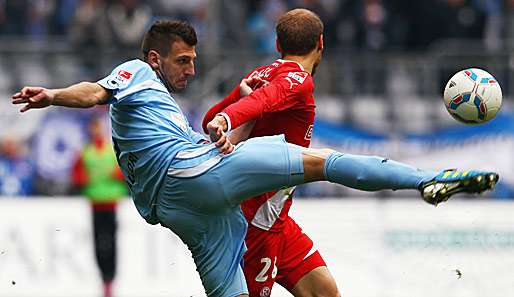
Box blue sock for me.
[323,152,438,191]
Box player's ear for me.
[276,38,282,54]
[317,34,324,51]
[147,50,160,70]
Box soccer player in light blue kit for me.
[13,21,499,297]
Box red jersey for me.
[202,59,315,232]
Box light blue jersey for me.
[96,60,306,297]
[97,59,206,224]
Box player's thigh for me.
[290,266,341,297]
[275,218,338,296]
[243,226,283,297]
[156,205,249,297]
[217,135,305,207]
[163,135,304,213]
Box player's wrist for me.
[48,88,61,105]
[216,113,231,132]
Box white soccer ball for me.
[443,68,502,124]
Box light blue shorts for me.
[155,135,304,297]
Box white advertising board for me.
[1,198,514,297]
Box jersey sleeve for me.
[202,84,241,133]
[188,125,208,144]
[221,72,313,130]
[97,59,162,104]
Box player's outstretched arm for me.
[12,82,110,112]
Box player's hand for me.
[239,77,267,96]
[206,115,228,142]
[206,115,234,154]
[214,133,234,155]
[12,86,55,112]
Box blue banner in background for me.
[311,111,514,199]
[313,112,514,145]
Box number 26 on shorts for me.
[255,257,278,282]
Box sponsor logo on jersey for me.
[304,124,313,140]
[114,70,133,84]
[284,77,298,89]
[287,71,307,84]
[260,286,271,297]
[118,70,132,80]
[107,70,133,88]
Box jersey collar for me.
[276,59,305,71]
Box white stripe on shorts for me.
[175,144,217,159]
[303,244,317,261]
[167,155,222,178]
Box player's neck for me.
[281,55,316,75]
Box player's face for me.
[161,40,196,91]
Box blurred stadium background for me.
[2,0,514,297]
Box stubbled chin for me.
[174,81,187,91]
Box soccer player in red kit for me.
[203,9,341,297]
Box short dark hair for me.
[276,9,324,56]
[141,20,197,61]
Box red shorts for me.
[243,216,326,297]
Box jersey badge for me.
[287,71,307,84]
[107,70,133,88]
[117,70,133,81]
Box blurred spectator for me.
[48,0,80,35]
[0,0,30,35]
[506,0,514,50]
[69,0,111,78]
[0,137,34,196]
[152,0,206,19]
[388,0,485,51]
[477,0,503,52]
[106,0,152,58]
[72,116,127,297]
[247,0,287,54]
[295,0,339,51]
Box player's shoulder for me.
[106,59,157,90]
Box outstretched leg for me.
[301,147,499,205]
[164,135,498,211]
[302,148,435,188]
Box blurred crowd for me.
[0,0,513,53]
[1,0,514,197]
